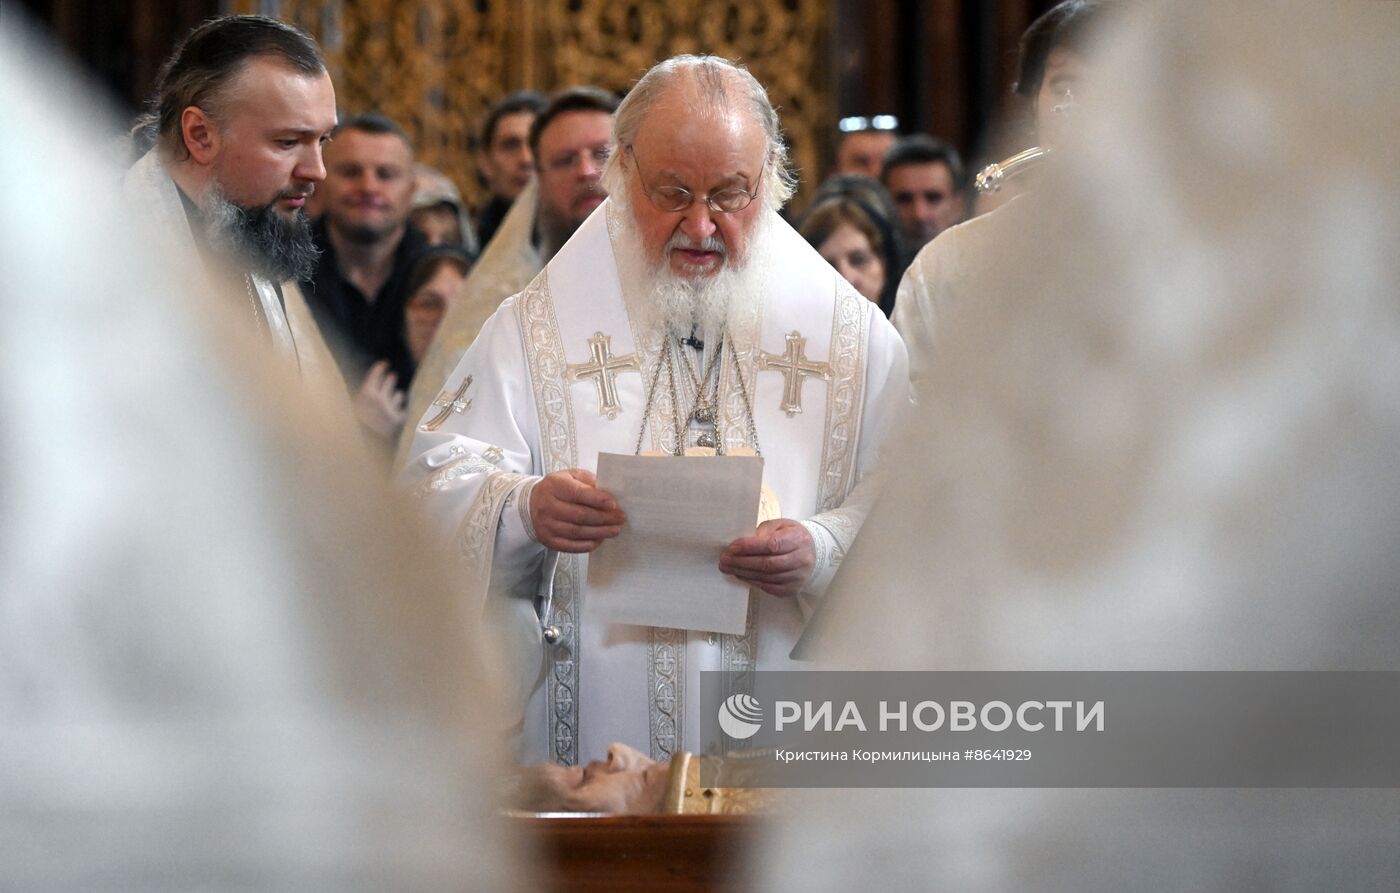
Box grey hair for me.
[602,54,798,210]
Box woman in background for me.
[355,245,475,444]
[798,175,904,318]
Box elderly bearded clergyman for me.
[402,55,908,765]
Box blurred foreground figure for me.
[759,1,1400,890]
[0,19,523,892]
[895,0,1109,394]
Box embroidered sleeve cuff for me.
[798,519,841,616]
[498,475,544,554]
[516,477,540,541]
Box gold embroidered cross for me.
[419,375,474,432]
[759,331,832,416]
[567,331,640,419]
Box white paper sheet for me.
[588,452,763,635]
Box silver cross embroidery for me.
[419,375,474,432]
[567,331,640,419]
[758,331,832,416]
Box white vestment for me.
[892,195,1033,400]
[760,1,1400,889]
[3,25,522,889]
[398,178,544,460]
[123,148,347,402]
[402,199,908,764]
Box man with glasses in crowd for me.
[833,115,899,179]
[400,55,907,767]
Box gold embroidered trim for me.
[566,331,640,419]
[412,443,504,500]
[647,627,686,761]
[517,270,583,766]
[460,471,531,561]
[817,280,870,513]
[420,375,474,432]
[758,331,832,416]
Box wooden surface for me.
[514,814,759,893]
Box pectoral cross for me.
[420,375,474,432]
[758,331,832,416]
[568,331,640,419]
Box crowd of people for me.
[13,0,1400,883]
[112,1,1102,773]
[312,99,977,451]
[126,13,1050,454]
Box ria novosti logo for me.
[718,693,764,739]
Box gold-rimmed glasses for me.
[627,144,763,213]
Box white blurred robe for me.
[893,195,1034,399]
[757,1,1400,889]
[401,199,908,764]
[0,19,524,889]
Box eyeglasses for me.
[838,115,899,133]
[627,145,763,214]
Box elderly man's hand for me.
[719,518,815,597]
[530,468,626,552]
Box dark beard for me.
[206,190,320,283]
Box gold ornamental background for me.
[224,0,831,212]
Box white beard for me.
[611,192,774,343]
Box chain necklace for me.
[677,335,724,428]
[634,331,761,457]
[728,341,762,456]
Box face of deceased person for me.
[516,743,671,815]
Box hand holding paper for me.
[530,468,626,552]
[719,518,815,597]
[588,453,763,635]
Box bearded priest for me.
[123,15,343,394]
[402,55,909,766]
